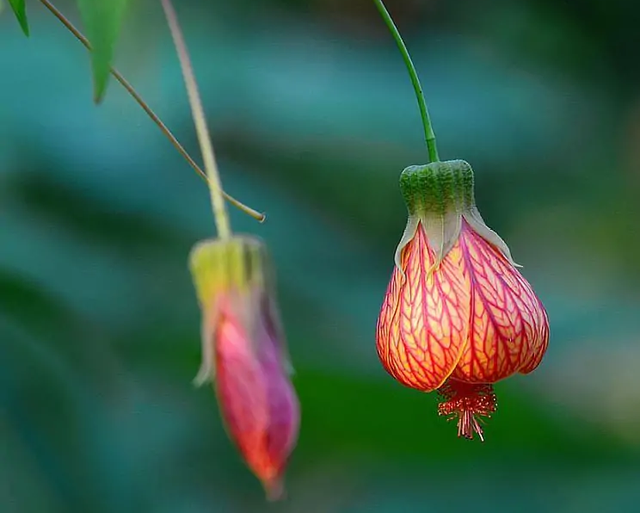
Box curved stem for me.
[373,0,439,163]
[39,0,264,223]
[160,0,231,238]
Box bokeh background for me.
[2,0,640,511]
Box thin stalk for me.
[160,0,231,238]
[373,0,439,162]
[40,0,264,222]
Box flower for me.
[376,160,549,441]
[189,235,299,499]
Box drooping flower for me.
[189,235,299,499]
[376,160,549,441]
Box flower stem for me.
[160,0,232,238]
[38,0,264,223]
[372,0,439,163]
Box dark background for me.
[2,0,640,511]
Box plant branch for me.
[160,0,232,238]
[39,0,265,222]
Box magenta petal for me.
[214,295,299,499]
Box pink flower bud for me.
[190,236,299,499]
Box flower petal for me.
[451,221,549,383]
[214,296,299,499]
[519,293,549,374]
[377,223,471,391]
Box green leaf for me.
[75,0,129,103]
[7,0,29,36]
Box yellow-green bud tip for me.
[189,235,269,310]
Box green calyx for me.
[189,235,271,309]
[399,159,474,216]
[393,159,519,277]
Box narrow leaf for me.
[75,0,129,103]
[8,0,29,36]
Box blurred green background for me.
[2,0,640,511]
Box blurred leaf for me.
[8,0,29,36]
[76,0,129,103]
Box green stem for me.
[373,0,439,163]
[160,0,231,239]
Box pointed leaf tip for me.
[8,0,29,36]
[75,0,129,103]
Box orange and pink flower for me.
[376,160,549,440]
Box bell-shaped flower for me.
[376,160,549,440]
[190,235,299,498]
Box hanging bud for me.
[189,235,299,500]
[376,160,549,441]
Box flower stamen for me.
[437,380,497,441]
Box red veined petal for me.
[519,293,549,374]
[376,222,471,391]
[451,220,548,383]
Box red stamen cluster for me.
[437,380,497,442]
